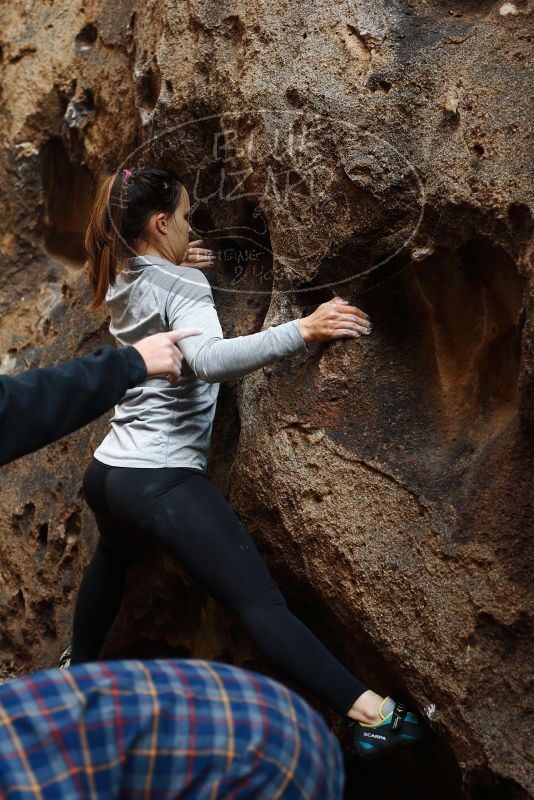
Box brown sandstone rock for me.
[0,1,532,797]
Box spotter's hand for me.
[133,328,204,385]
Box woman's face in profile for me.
[142,185,193,265]
[166,186,193,264]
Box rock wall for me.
[0,1,532,797]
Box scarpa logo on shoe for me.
[363,732,386,741]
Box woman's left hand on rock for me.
[182,240,216,269]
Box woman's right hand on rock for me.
[133,328,203,384]
[298,297,372,344]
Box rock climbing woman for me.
[67,164,429,760]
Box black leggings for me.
[72,457,368,716]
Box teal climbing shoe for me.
[347,697,429,760]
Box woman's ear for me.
[155,212,167,235]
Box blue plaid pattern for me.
[0,659,344,798]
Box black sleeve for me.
[0,345,147,466]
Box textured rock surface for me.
[0,1,533,797]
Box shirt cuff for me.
[119,345,148,386]
[289,318,310,354]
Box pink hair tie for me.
[123,168,132,181]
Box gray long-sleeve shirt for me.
[93,255,309,470]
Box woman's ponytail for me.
[85,169,129,310]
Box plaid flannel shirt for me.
[0,658,344,799]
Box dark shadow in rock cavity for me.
[466,772,531,800]
[41,138,93,269]
[137,57,161,112]
[74,23,98,54]
[290,236,525,506]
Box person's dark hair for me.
[85,166,184,309]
